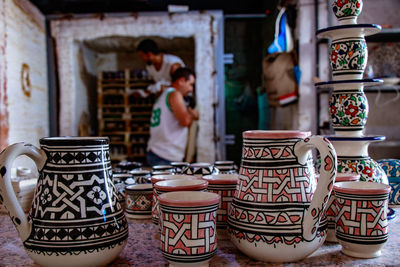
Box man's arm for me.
[168,91,198,127]
[170,63,182,76]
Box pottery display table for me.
[0,209,399,266]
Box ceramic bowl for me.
[202,174,238,229]
[332,0,363,25]
[333,181,391,258]
[378,158,400,205]
[170,161,190,174]
[129,169,151,184]
[151,165,175,175]
[158,191,220,267]
[125,184,153,219]
[212,161,238,174]
[182,162,213,178]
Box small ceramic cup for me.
[212,161,238,174]
[171,162,190,174]
[329,90,368,135]
[152,165,175,175]
[334,181,391,258]
[158,191,220,267]
[125,184,153,219]
[330,37,368,80]
[325,174,360,243]
[332,0,363,25]
[182,162,213,178]
[151,174,198,225]
[202,174,239,229]
[129,169,151,184]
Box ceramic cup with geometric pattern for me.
[125,184,153,219]
[202,174,239,229]
[151,174,198,225]
[334,181,391,258]
[158,191,220,267]
[325,174,360,243]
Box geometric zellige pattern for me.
[159,204,218,263]
[24,142,128,254]
[335,192,388,245]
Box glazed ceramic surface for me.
[316,79,382,137]
[158,191,220,266]
[182,162,213,178]
[150,174,198,225]
[325,174,360,243]
[125,184,153,219]
[129,169,151,184]
[0,137,128,267]
[334,181,390,258]
[212,161,238,174]
[170,162,190,174]
[329,37,367,80]
[327,136,388,184]
[332,0,363,25]
[378,159,400,205]
[202,174,239,228]
[227,130,337,262]
[151,165,175,175]
[330,90,368,134]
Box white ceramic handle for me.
[0,142,46,241]
[294,136,337,241]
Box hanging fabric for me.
[267,7,294,54]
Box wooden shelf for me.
[98,68,155,164]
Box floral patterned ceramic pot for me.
[317,24,381,80]
[0,137,128,267]
[332,0,363,25]
[227,130,337,262]
[378,158,400,205]
[316,79,382,137]
[327,135,388,184]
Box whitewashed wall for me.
[0,0,48,172]
[51,11,223,163]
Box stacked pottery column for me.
[316,0,388,185]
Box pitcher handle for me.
[0,143,46,241]
[294,136,337,241]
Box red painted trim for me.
[158,191,220,207]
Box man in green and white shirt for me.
[146,68,199,166]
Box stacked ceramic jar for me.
[316,0,388,185]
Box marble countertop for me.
[1,209,399,267]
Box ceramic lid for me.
[315,78,383,89]
[316,23,381,39]
[334,181,391,195]
[151,174,198,184]
[326,135,385,142]
[154,179,208,191]
[40,136,109,145]
[243,130,311,139]
[203,174,239,184]
[158,191,220,207]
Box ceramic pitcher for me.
[0,137,128,267]
[227,130,337,262]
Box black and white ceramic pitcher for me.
[0,137,128,267]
